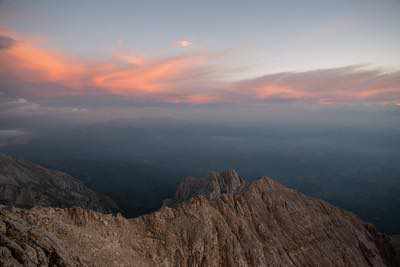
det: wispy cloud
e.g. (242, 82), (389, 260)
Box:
(0, 97), (40, 114)
(0, 32), (86, 90)
(230, 66), (400, 105)
(91, 54), (209, 95)
(0, 30), (217, 102)
(0, 29), (399, 107)
(177, 40), (192, 48)
(0, 129), (30, 147)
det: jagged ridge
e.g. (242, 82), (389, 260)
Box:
(0, 170), (398, 266)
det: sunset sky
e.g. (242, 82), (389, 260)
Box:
(1, 1), (400, 235)
(0, 0), (399, 121)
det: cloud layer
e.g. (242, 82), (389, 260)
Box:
(230, 66), (400, 105)
(0, 30), (399, 108)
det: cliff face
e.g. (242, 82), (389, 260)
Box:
(0, 154), (119, 214)
(0, 170), (398, 267)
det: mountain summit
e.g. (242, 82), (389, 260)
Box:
(174, 169), (246, 202)
(0, 166), (398, 266)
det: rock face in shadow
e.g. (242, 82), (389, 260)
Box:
(0, 154), (119, 214)
(390, 235), (400, 264)
(0, 170), (399, 266)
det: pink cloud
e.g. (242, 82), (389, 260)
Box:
(0, 30), (213, 100)
(230, 66), (400, 105)
(91, 55), (208, 95)
(0, 29), (399, 106)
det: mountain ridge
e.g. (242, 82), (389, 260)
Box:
(0, 154), (119, 214)
(0, 166), (399, 266)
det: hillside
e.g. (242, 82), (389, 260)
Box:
(0, 154), (119, 213)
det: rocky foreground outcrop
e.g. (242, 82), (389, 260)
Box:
(0, 154), (119, 214)
(0, 170), (399, 266)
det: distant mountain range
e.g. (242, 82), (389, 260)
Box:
(0, 155), (398, 266)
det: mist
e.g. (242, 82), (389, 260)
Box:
(1, 105), (399, 232)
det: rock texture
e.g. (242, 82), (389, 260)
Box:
(0, 154), (119, 214)
(174, 170), (246, 201)
(0, 170), (399, 266)
(390, 235), (400, 264)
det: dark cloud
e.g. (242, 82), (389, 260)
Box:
(0, 35), (15, 50)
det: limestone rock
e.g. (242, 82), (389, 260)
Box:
(0, 171), (398, 266)
(174, 169), (246, 202)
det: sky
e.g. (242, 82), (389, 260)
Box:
(0, 0), (400, 127)
(1, 1), (400, 233)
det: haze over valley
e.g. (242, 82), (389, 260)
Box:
(0, 1), (399, 266)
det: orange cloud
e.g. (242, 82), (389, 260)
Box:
(232, 66), (400, 105)
(0, 29), (399, 106)
(0, 30), (211, 100)
(92, 55), (207, 95)
(8, 43), (85, 83)
(0, 32), (85, 88)
(255, 84), (309, 100)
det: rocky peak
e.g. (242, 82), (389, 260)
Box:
(1, 168), (399, 266)
(174, 169), (246, 202)
(207, 169), (246, 198)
